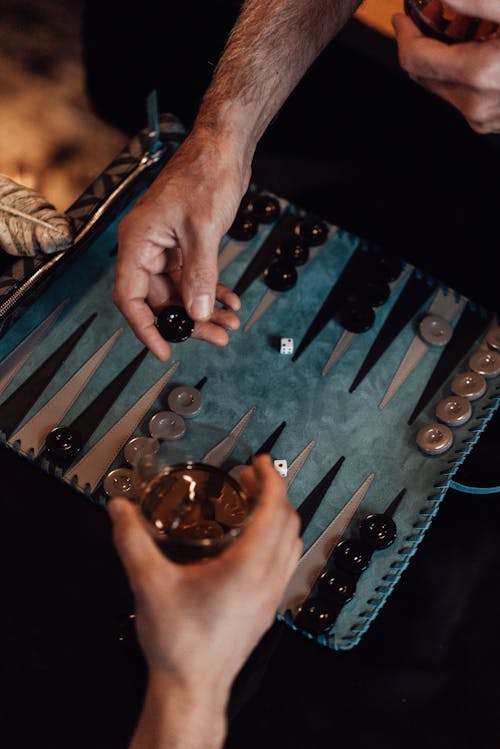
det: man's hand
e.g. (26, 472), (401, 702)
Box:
(113, 126), (247, 361)
(393, 0), (500, 134)
(108, 454), (302, 748)
(114, 1), (362, 361)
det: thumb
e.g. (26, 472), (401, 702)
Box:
(180, 227), (220, 321)
(392, 11), (425, 40)
(108, 498), (171, 590)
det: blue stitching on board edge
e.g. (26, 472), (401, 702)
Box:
(324, 383), (500, 652)
(272, 266), (498, 651)
(448, 480), (500, 495)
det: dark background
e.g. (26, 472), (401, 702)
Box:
(0, 3), (499, 747)
(83, 0), (500, 314)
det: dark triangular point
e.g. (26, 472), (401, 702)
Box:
(0, 313), (96, 440)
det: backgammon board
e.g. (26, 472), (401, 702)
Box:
(0, 113), (498, 652)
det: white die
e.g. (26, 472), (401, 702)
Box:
(273, 459), (288, 478)
(280, 337), (294, 355)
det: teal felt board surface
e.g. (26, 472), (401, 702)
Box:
(0, 126), (498, 652)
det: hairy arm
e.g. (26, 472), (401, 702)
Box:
(197, 0), (363, 155)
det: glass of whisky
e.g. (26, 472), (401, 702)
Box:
(133, 430), (255, 563)
(404, 0), (499, 43)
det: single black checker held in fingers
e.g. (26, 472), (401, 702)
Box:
(156, 305), (194, 342)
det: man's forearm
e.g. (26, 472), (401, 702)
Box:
(130, 673), (228, 749)
(196, 0), (362, 157)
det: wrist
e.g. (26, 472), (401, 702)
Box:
(131, 671), (229, 749)
(148, 669), (230, 711)
(152, 120), (252, 205)
(193, 100), (260, 172)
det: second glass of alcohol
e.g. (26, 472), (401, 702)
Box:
(404, 0), (499, 43)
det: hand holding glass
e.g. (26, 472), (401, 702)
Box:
(133, 439), (255, 563)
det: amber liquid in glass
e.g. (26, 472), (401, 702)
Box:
(405, 0), (499, 43)
(140, 462), (253, 563)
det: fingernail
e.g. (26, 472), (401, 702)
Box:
(190, 294), (212, 320)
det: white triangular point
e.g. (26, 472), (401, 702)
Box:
(379, 289), (466, 409)
(278, 472), (375, 616)
(217, 239), (246, 273)
(243, 291), (278, 333)
(0, 299), (69, 396)
(285, 440), (316, 487)
(202, 406), (256, 467)
(10, 328), (122, 456)
(66, 360), (179, 492)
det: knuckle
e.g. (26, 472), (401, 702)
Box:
(465, 101), (486, 122)
(397, 44), (422, 78)
(184, 265), (217, 295)
(465, 68), (484, 90)
(186, 213), (219, 242)
(467, 117), (491, 134)
(195, 214), (219, 235)
(460, 95), (489, 128)
(456, 85), (492, 126)
(186, 262), (216, 283)
(465, 57), (496, 90)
